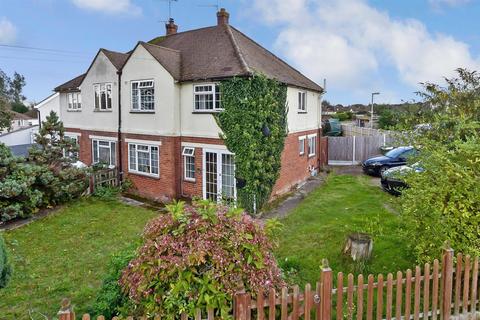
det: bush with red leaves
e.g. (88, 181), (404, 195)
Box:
(120, 200), (284, 319)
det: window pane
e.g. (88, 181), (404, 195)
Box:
(151, 146), (159, 175)
(68, 93), (73, 109)
(107, 84), (112, 109)
(110, 142), (116, 165)
(77, 93), (82, 109)
(129, 144), (136, 170)
(93, 140), (98, 163)
(137, 150), (150, 173)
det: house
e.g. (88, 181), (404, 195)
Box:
(2, 111), (37, 134)
(35, 92), (61, 123)
(52, 9), (324, 203)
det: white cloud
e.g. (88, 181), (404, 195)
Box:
(0, 17), (16, 44)
(71, 0), (141, 15)
(251, 0), (480, 96)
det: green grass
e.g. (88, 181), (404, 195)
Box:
(0, 198), (158, 319)
(275, 174), (415, 285)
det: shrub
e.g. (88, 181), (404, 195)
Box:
(400, 69), (480, 263)
(92, 246), (137, 318)
(120, 200), (284, 319)
(0, 234), (12, 289)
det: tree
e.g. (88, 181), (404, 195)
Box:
(0, 97), (12, 132)
(10, 102), (29, 114)
(401, 69), (480, 263)
(8, 72), (26, 103)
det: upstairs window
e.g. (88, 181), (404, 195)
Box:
(94, 83), (112, 110)
(182, 147), (195, 181)
(194, 84), (221, 111)
(67, 92), (82, 110)
(132, 80), (155, 111)
(298, 91), (307, 112)
(92, 139), (116, 166)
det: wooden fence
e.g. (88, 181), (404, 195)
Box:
(58, 248), (479, 320)
(327, 135), (397, 165)
(341, 124), (394, 138)
(89, 168), (118, 193)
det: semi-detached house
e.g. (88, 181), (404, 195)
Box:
(53, 9), (324, 203)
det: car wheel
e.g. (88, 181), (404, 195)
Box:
(379, 165), (389, 176)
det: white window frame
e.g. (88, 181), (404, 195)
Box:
(182, 147), (195, 181)
(298, 91), (307, 112)
(307, 134), (317, 157)
(131, 80), (155, 112)
(64, 134), (79, 159)
(93, 83), (112, 110)
(298, 136), (306, 156)
(128, 143), (160, 177)
(193, 83), (222, 112)
(67, 92), (82, 111)
(92, 139), (116, 166)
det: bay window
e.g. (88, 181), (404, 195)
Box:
(129, 143), (159, 176)
(131, 80), (155, 111)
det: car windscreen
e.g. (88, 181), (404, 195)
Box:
(385, 147), (410, 158)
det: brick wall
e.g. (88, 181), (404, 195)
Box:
(271, 129), (320, 197)
(66, 127), (320, 203)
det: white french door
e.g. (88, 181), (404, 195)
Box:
(203, 149), (236, 203)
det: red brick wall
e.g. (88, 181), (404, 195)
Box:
(271, 129), (320, 197)
(66, 127), (320, 202)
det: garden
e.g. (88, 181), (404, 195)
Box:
(0, 70), (479, 319)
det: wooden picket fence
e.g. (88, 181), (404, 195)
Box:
(89, 167), (118, 193)
(58, 248), (480, 320)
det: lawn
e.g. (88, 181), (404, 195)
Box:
(274, 173), (415, 286)
(0, 198), (158, 319)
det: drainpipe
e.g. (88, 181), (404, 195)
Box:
(117, 70), (123, 183)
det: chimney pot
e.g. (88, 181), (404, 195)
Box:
(217, 8), (229, 25)
(166, 18), (178, 36)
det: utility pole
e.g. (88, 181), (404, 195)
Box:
(370, 92), (380, 128)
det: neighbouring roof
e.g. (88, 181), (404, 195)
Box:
(11, 111), (35, 120)
(54, 73), (86, 92)
(9, 144), (35, 158)
(55, 20), (322, 93)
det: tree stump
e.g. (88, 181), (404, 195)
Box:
(343, 233), (373, 261)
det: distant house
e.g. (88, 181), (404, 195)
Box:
(35, 92), (61, 123)
(51, 8), (324, 202)
(3, 111), (38, 133)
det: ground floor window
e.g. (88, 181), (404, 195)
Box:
(308, 135), (317, 157)
(128, 143), (159, 176)
(182, 147), (195, 181)
(298, 136), (306, 155)
(64, 134), (79, 159)
(92, 139), (116, 166)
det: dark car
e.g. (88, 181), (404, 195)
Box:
(362, 146), (415, 176)
(381, 164), (424, 196)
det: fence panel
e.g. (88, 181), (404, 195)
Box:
(57, 249), (480, 320)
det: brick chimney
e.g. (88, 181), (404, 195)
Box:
(217, 8), (229, 25)
(165, 18), (178, 36)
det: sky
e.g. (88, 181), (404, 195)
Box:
(1, 0), (480, 105)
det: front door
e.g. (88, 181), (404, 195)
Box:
(203, 149), (236, 203)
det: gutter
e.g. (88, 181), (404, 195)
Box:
(117, 70), (123, 183)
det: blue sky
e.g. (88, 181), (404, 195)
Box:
(1, 0), (480, 105)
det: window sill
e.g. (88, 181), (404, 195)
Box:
(129, 170), (160, 179)
(299, 153), (305, 156)
(298, 111), (308, 114)
(308, 153), (316, 158)
(67, 109), (82, 112)
(130, 111), (155, 114)
(184, 178), (196, 183)
(93, 109), (113, 112)
(192, 110), (222, 114)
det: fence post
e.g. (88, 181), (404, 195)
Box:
(320, 259), (333, 320)
(234, 292), (251, 320)
(58, 298), (75, 320)
(441, 247), (454, 320)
